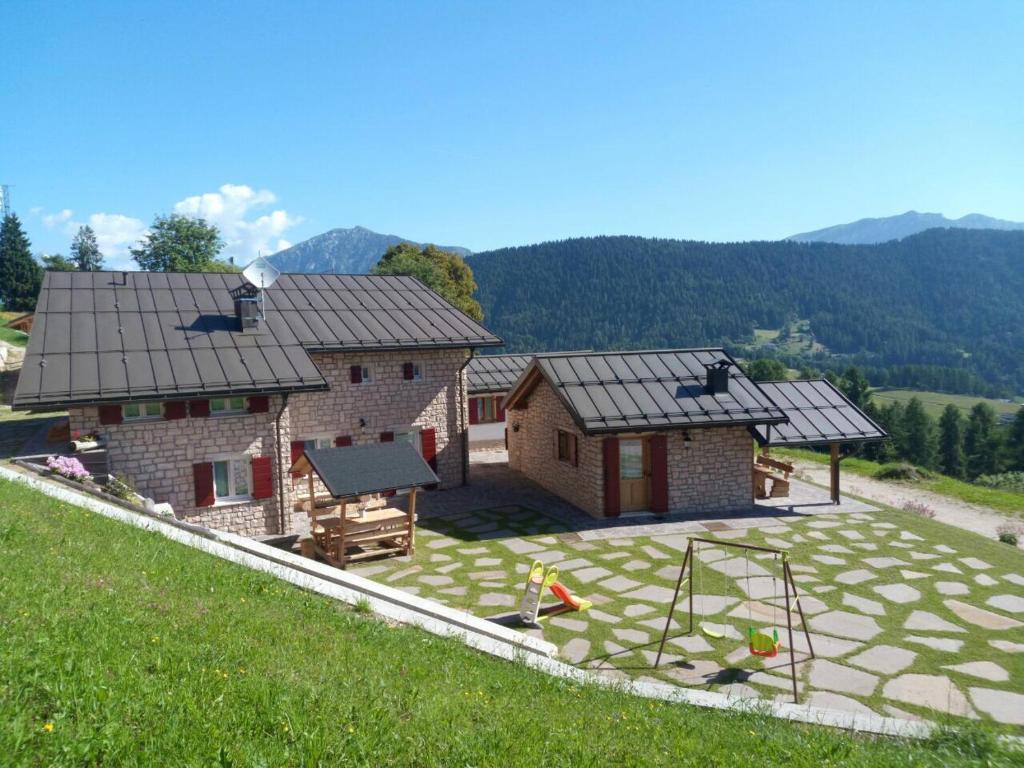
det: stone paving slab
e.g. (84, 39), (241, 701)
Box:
(905, 635), (964, 653)
(903, 610), (965, 633)
(990, 640), (1024, 654)
(986, 594), (1024, 614)
(968, 688), (1024, 726)
(934, 581), (969, 596)
(835, 569), (877, 585)
(944, 599), (1023, 630)
(808, 659), (878, 696)
(943, 661), (1009, 683)
(808, 610), (882, 641)
(882, 674), (972, 717)
(842, 593), (886, 616)
(847, 645), (917, 675)
(872, 584), (921, 604)
(805, 691), (876, 716)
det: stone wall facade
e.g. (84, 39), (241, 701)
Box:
(507, 378), (753, 518)
(69, 347), (471, 536)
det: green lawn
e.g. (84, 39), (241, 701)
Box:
(777, 448), (1024, 517)
(872, 389), (1022, 420)
(1, 479), (1017, 766)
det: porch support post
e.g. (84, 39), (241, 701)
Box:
(829, 442), (840, 504)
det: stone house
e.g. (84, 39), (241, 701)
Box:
(14, 270), (500, 535)
(503, 350), (791, 518)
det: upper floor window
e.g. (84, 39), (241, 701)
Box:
(210, 396), (246, 415)
(351, 365), (373, 384)
(556, 429), (578, 466)
(123, 401), (162, 421)
(213, 456), (251, 501)
(302, 436), (334, 451)
(403, 362), (423, 381)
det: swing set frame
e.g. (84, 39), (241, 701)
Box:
(653, 536), (816, 704)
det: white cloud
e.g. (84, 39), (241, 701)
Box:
(86, 213), (149, 269)
(173, 183), (301, 264)
(42, 208), (74, 228)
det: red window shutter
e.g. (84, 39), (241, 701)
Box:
(251, 456), (274, 500)
(189, 399), (210, 418)
(421, 428), (437, 470)
(572, 434), (579, 467)
(603, 437), (621, 517)
(350, 365), (362, 384)
(290, 440), (305, 477)
(403, 362), (414, 380)
(247, 395), (269, 414)
(163, 401), (187, 420)
(380, 431), (394, 442)
(98, 404), (123, 425)
(650, 434), (669, 514)
(496, 397), (505, 422)
(193, 462), (214, 507)
(468, 397), (479, 425)
(335, 435), (352, 447)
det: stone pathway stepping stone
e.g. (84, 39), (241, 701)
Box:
(387, 566), (423, 582)
(622, 559), (652, 572)
(812, 585), (837, 594)
(933, 563), (963, 575)
(944, 599), (1023, 630)
(969, 688), (1024, 726)
(872, 584), (921, 604)
(899, 530), (924, 541)
(612, 627), (651, 645)
(500, 538), (547, 554)
(474, 557), (503, 567)
(812, 554), (846, 566)
(600, 552), (630, 561)
(721, 683), (761, 699)
(899, 569), (929, 580)
(737, 575), (785, 600)
(469, 570), (507, 580)
(873, 522), (897, 529)
(806, 531), (830, 541)
(770, 595), (829, 615)
(934, 544), (956, 554)
(602, 640), (631, 658)
(641, 545), (670, 560)
(905, 635), (963, 653)
(882, 674), (971, 717)
(637, 617), (675, 633)
(708, 557), (770, 578)
(438, 586), (468, 597)
(847, 645), (917, 675)
(808, 659), (878, 696)
(808, 610), (882, 641)
(889, 542), (911, 549)
(806, 692), (876, 716)
(959, 557), (992, 570)
(572, 566), (613, 583)
(668, 635), (715, 653)
(943, 661), (1009, 683)
(835, 569), (877, 585)
(839, 529), (865, 541)
(745, 670), (802, 693)
(655, 565), (682, 581)
(550, 616), (589, 633)
(430, 553), (453, 562)
(624, 603), (655, 618)
(663, 660), (725, 686)
(1004, 573), (1024, 586)
(480, 581), (506, 589)
(640, 649), (682, 666)
(588, 609), (622, 624)
(551, 557), (594, 571)
(808, 520), (842, 528)
(974, 574), (998, 587)
(990, 640), (1024, 653)
(561, 638), (591, 664)
(986, 594), (1024, 614)
(842, 593), (886, 616)
(608, 538), (635, 547)
(478, 592), (515, 607)
(729, 600), (802, 627)
(782, 631), (863, 658)
(903, 610), (966, 633)
(354, 564), (391, 577)
(724, 645), (753, 666)
(622, 585), (679, 603)
(694, 547), (728, 563)
(425, 538), (458, 550)
(820, 544), (854, 554)
(681, 594), (739, 615)
(935, 581), (969, 596)
(863, 557), (907, 568)
(418, 574), (454, 586)
(909, 551), (940, 561)
(714, 529), (751, 541)
(765, 538), (791, 550)
(788, 563), (818, 574)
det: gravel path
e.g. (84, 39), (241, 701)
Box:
(792, 460), (1019, 541)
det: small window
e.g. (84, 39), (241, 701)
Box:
(123, 401), (162, 420)
(212, 456), (251, 501)
(302, 436), (333, 451)
(409, 363), (423, 381)
(210, 397), (246, 415)
(394, 427), (422, 455)
(356, 366), (372, 384)
(557, 429), (578, 465)
(475, 397), (498, 423)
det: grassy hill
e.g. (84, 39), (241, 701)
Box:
(0, 477), (1013, 766)
(872, 389), (1022, 421)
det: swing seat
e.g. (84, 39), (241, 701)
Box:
(748, 627), (780, 658)
(700, 623), (725, 640)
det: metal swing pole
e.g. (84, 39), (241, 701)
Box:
(785, 559), (815, 659)
(781, 554), (804, 705)
(654, 538), (693, 668)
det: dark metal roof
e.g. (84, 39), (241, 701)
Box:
(14, 271), (501, 408)
(466, 354), (537, 394)
(752, 379), (888, 446)
(504, 349), (788, 434)
(298, 442), (439, 498)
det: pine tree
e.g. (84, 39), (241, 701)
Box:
(0, 214), (43, 311)
(1005, 409), (1024, 472)
(937, 404), (966, 478)
(840, 367), (871, 409)
(900, 397), (936, 468)
(964, 403), (1001, 479)
(70, 225), (104, 271)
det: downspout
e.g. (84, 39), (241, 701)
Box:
(458, 349), (474, 486)
(275, 392), (290, 534)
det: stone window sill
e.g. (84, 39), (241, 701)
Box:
(213, 496), (255, 508)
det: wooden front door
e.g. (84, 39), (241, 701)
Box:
(619, 438), (650, 512)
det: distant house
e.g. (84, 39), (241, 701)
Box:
(14, 271), (501, 535)
(4, 313), (33, 333)
(503, 350), (884, 518)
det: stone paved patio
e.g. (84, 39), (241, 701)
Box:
(346, 454), (1024, 731)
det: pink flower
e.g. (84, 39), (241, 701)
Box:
(46, 455), (90, 482)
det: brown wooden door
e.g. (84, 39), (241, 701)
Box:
(619, 438), (650, 512)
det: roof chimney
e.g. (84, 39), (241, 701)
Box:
(704, 359), (733, 395)
(230, 282), (261, 332)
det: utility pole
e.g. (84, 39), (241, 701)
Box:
(0, 185), (10, 218)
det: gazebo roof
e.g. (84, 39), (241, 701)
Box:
(289, 441), (438, 498)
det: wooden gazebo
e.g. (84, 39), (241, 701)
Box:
(290, 441), (439, 569)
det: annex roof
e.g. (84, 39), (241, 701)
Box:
(503, 349), (788, 434)
(14, 271), (501, 408)
(752, 379), (887, 446)
(291, 441), (439, 498)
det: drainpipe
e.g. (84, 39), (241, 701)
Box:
(274, 392), (290, 534)
(458, 349), (474, 486)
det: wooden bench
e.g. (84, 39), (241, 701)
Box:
(304, 492), (416, 569)
(753, 458), (792, 499)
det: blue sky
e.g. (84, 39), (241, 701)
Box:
(3, 1), (1022, 268)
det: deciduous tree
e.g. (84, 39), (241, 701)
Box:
(70, 225), (104, 271)
(40, 254), (76, 271)
(372, 243), (483, 321)
(743, 358), (787, 382)
(131, 214), (235, 273)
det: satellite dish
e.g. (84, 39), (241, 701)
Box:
(242, 255), (281, 290)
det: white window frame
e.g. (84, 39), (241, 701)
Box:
(392, 426), (423, 455)
(210, 454), (252, 503)
(355, 365), (373, 384)
(210, 396), (247, 416)
(301, 435), (334, 451)
(408, 363), (424, 382)
(122, 401), (163, 421)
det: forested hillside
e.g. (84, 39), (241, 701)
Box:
(468, 229), (1024, 396)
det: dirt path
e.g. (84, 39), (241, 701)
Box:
(792, 459), (1019, 541)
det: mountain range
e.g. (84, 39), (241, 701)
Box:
(787, 211), (1024, 244)
(269, 225), (470, 274)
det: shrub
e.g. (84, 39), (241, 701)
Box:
(996, 523), (1021, 547)
(45, 455), (90, 482)
(975, 472), (1024, 493)
(874, 462), (932, 481)
(106, 474), (138, 503)
(902, 500), (935, 519)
